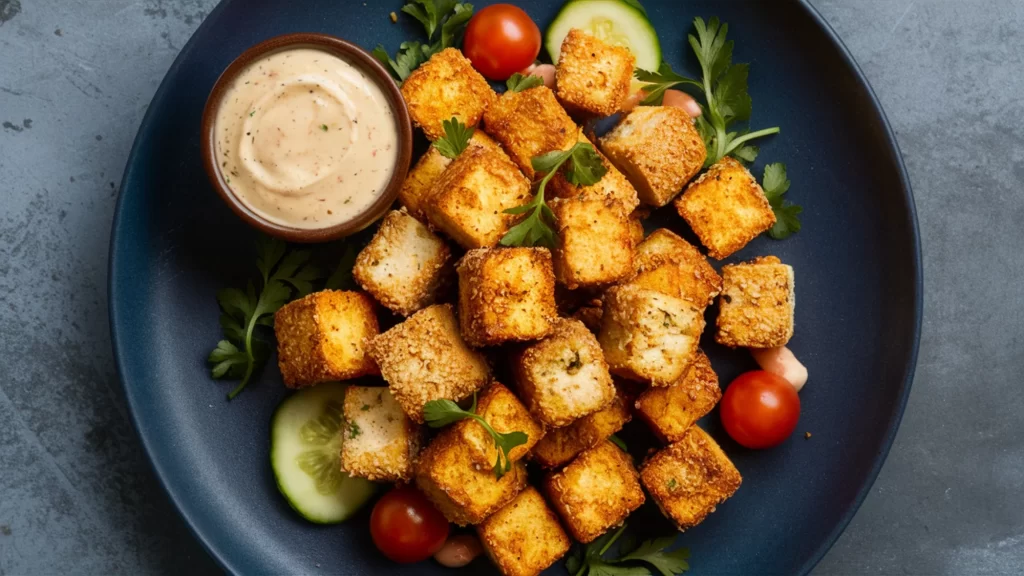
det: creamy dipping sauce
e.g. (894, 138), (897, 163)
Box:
(214, 47), (399, 229)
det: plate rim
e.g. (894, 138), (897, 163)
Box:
(107, 1), (923, 574)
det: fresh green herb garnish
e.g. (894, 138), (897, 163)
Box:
(609, 434), (628, 452)
(566, 524), (691, 576)
(506, 72), (544, 93)
(347, 420), (362, 439)
(373, 1), (474, 81)
(361, 404), (370, 411)
(501, 142), (608, 248)
(635, 17), (780, 166)
(762, 163), (802, 239)
(319, 124), (328, 132)
(423, 393), (528, 479)
(433, 117), (475, 159)
(208, 237), (322, 399)
(667, 478), (678, 491)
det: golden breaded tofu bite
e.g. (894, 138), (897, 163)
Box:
(716, 256), (795, 348)
(477, 487), (571, 576)
(544, 441), (645, 543)
(631, 228), (722, 307)
(634, 350), (721, 443)
(368, 304), (490, 423)
(550, 133), (640, 212)
(426, 146), (532, 249)
(532, 385), (632, 469)
(640, 426), (741, 531)
(274, 290), (379, 388)
(550, 195), (634, 289)
(415, 428), (528, 526)
(675, 156), (776, 259)
(512, 318), (615, 427)
(599, 106), (706, 207)
(341, 386), (422, 482)
(453, 382), (544, 469)
(353, 209), (452, 316)
(483, 86), (578, 179)
(457, 248), (557, 347)
(398, 132), (502, 219)
(627, 210), (647, 247)
(401, 48), (497, 141)
(555, 28), (635, 116)
(599, 285), (704, 386)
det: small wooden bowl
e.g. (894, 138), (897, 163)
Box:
(201, 33), (412, 243)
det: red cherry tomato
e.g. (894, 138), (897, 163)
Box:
(370, 486), (450, 563)
(463, 4), (541, 80)
(720, 370), (801, 449)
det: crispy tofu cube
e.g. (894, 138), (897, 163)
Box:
(675, 156), (776, 259)
(341, 386), (422, 482)
(627, 210), (647, 247)
(716, 256), (795, 348)
(452, 382), (544, 469)
(457, 248), (557, 347)
(401, 48), (497, 141)
(274, 290), (379, 388)
(634, 350), (721, 443)
(483, 86), (578, 179)
(368, 304), (490, 423)
(599, 106), (706, 207)
(550, 133), (640, 212)
(544, 441), (645, 543)
(532, 386), (632, 469)
(598, 285), (704, 386)
(640, 426), (741, 531)
(555, 28), (635, 116)
(415, 428), (528, 525)
(399, 132), (502, 219)
(477, 487), (571, 576)
(353, 210), (453, 316)
(426, 146), (532, 249)
(512, 318), (615, 427)
(550, 195), (634, 289)
(630, 228), (722, 307)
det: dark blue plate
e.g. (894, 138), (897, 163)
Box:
(109, 1), (921, 574)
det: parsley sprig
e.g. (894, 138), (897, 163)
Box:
(373, 1), (474, 81)
(566, 524), (691, 576)
(762, 163), (802, 239)
(433, 117), (474, 159)
(208, 237), (322, 399)
(635, 17), (780, 166)
(506, 72), (544, 93)
(423, 393), (528, 478)
(500, 142), (608, 248)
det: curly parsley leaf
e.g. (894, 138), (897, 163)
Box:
(208, 237), (322, 399)
(568, 524), (691, 576)
(376, 1), (474, 81)
(433, 117), (475, 159)
(423, 393), (528, 478)
(501, 142), (606, 248)
(506, 72), (545, 93)
(762, 163), (802, 239)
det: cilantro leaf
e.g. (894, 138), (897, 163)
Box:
(619, 537), (690, 576)
(373, 41), (430, 81)
(506, 72), (544, 93)
(761, 163), (802, 240)
(732, 144), (759, 163)
(502, 142), (606, 248)
(377, 1), (474, 81)
(422, 393), (529, 478)
(633, 62), (702, 106)
(567, 524), (691, 576)
(440, 3), (474, 49)
(207, 237), (323, 399)
(433, 117), (475, 159)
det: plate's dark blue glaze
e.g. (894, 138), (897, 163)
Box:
(109, 1), (921, 574)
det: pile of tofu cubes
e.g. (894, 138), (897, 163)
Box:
(272, 29), (796, 576)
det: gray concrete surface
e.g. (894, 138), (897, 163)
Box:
(0, 0), (1021, 574)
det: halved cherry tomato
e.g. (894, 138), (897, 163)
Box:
(370, 486), (450, 563)
(463, 4), (541, 80)
(720, 370), (801, 449)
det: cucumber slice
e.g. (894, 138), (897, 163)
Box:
(546, 0), (662, 72)
(270, 383), (376, 524)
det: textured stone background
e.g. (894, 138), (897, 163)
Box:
(1, 0), (1022, 574)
